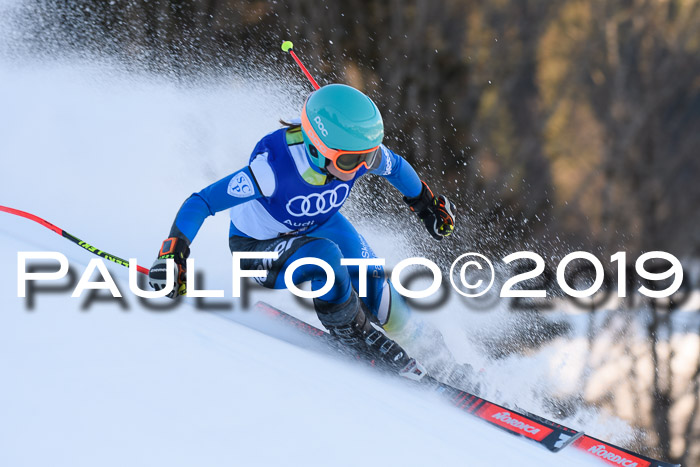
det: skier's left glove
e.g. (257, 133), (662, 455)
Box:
(148, 236), (190, 298)
(403, 180), (456, 240)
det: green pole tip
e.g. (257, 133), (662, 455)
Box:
(281, 40), (293, 52)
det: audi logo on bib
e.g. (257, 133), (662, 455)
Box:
(286, 184), (350, 217)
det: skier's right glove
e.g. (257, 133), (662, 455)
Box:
(148, 236), (190, 298)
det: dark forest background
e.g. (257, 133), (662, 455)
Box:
(10, 1), (700, 464)
(15, 0), (700, 258)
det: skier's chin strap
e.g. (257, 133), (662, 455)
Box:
(320, 159), (338, 183)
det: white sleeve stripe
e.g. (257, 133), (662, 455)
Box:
(230, 200), (292, 239)
(249, 152), (276, 197)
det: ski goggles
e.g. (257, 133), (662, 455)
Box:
(301, 104), (381, 174)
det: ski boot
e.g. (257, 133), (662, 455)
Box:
(393, 321), (481, 394)
(375, 281), (480, 393)
(314, 292), (427, 381)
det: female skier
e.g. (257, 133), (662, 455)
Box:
(148, 83), (456, 379)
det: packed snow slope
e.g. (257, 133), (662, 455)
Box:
(0, 57), (612, 466)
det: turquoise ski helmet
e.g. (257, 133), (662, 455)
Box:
(301, 84), (384, 172)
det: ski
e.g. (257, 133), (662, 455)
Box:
(251, 301), (680, 466)
(252, 301), (580, 452)
(571, 435), (678, 467)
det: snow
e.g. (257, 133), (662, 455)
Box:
(0, 31), (607, 467)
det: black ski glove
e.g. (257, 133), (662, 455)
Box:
(148, 236), (190, 298)
(403, 180), (456, 240)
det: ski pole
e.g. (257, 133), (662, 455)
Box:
(281, 40), (321, 90)
(0, 205), (149, 275)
